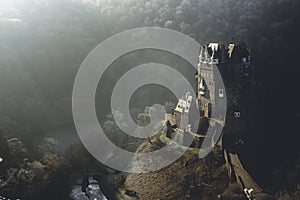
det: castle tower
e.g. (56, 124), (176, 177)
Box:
(198, 45), (216, 106)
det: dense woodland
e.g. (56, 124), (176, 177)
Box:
(0, 0), (299, 199)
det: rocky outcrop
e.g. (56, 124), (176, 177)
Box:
(123, 138), (240, 200)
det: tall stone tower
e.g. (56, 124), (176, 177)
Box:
(197, 45), (216, 106)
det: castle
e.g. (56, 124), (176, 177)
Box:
(165, 42), (252, 149)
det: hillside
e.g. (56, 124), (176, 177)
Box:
(121, 137), (246, 200)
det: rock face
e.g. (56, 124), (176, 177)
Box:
(123, 138), (243, 200)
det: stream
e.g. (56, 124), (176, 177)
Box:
(44, 125), (109, 200)
(70, 177), (108, 200)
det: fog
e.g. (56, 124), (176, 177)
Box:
(0, 0), (299, 197)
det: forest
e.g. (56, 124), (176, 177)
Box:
(0, 0), (299, 199)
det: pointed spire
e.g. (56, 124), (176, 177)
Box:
(204, 45), (208, 60)
(199, 46), (204, 63)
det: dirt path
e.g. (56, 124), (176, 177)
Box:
(229, 153), (262, 192)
